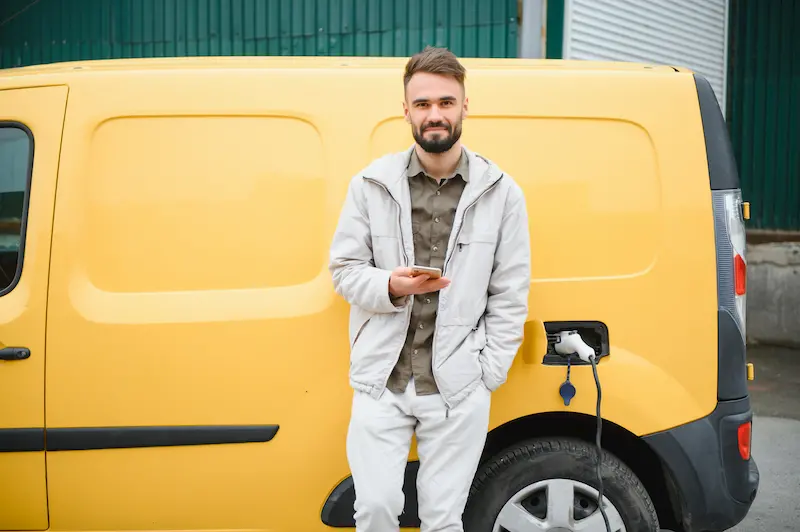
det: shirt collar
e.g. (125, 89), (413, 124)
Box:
(406, 147), (470, 182)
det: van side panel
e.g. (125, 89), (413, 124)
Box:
(41, 62), (719, 530)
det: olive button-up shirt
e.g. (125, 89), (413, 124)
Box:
(386, 148), (469, 396)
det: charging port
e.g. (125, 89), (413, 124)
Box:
(543, 321), (610, 366)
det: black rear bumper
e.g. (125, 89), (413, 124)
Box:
(643, 396), (759, 532)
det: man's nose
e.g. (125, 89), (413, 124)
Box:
(429, 105), (443, 120)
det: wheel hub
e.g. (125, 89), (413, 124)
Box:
(493, 478), (626, 532)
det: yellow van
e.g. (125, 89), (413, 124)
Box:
(0, 56), (757, 532)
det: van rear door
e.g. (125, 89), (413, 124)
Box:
(0, 85), (67, 530)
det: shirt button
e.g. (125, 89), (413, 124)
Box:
(425, 298), (431, 304)
(434, 217), (440, 223)
(432, 246), (438, 251)
(436, 191), (441, 196)
(419, 323), (424, 329)
(413, 349), (418, 355)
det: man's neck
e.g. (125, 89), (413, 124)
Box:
(415, 143), (462, 182)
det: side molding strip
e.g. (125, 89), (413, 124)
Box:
(0, 428), (44, 452)
(0, 425), (279, 452)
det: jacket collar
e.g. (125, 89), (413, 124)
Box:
(363, 144), (502, 198)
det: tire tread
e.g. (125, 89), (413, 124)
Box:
(465, 437), (659, 531)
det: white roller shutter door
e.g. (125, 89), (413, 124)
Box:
(563, 0), (729, 113)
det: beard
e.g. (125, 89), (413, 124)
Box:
(413, 119), (463, 154)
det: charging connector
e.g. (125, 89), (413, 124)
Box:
(554, 330), (597, 363)
(553, 330), (611, 532)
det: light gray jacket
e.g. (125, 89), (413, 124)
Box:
(329, 145), (531, 411)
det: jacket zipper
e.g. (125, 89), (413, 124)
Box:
(433, 174), (504, 416)
(363, 177), (412, 389)
(363, 177), (409, 267)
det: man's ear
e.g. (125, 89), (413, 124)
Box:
(403, 101), (411, 123)
(463, 96), (469, 118)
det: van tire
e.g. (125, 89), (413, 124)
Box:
(463, 438), (659, 532)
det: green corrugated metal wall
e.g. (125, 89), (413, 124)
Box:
(0, 0), (518, 69)
(727, 0), (800, 231)
(544, 0), (563, 59)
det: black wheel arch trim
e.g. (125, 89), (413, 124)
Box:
(322, 460), (421, 528)
(642, 397), (759, 532)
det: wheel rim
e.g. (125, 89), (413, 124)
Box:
(492, 478), (627, 532)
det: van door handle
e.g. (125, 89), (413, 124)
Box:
(0, 348), (30, 360)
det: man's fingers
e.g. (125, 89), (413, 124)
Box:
(415, 278), (451, 293)
(391, 269), (451, 295)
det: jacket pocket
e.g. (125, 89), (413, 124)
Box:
(456, 230), (498, 264)
(350, 306), (374, 348)
(434, 323), (483, 399)
(352, 316), (371, 349)
(441, 230), (498, 325)
(349, 311), (407, 388)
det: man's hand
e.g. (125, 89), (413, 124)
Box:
(389, 267), (451, 297)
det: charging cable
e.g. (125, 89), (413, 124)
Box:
(553, 331), (611, 532)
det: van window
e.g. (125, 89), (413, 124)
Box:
(0, 125), (31, 294)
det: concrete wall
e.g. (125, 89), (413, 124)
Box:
(747, 242), (800, 348)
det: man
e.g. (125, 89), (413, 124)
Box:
(328, 46), (531, 532)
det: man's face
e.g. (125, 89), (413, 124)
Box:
(404, 72), (468, 154)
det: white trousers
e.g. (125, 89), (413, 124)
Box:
(346, 378), (491, 532)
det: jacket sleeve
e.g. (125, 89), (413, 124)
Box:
(479, 183), (531, 391)
(329, 176), (408, 314)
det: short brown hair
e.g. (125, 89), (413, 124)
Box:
(403, 46), (466, 89)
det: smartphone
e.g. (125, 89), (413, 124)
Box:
(410, 265), (442, 279)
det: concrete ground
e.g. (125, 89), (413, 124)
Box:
(726, 344), (800, 531)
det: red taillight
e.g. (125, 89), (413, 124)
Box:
(737, 421), (752, 460)
(734, 254), (747, 295)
